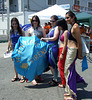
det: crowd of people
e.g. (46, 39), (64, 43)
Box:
(80, 24), (91, 36)
(80, 23), (92, 51)
(6, 10), (87, 100)
(43, 22), (52, 34)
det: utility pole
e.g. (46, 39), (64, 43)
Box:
(1, 0), (4, 21)
(23, 0), (25, 25)
(7, 0), (10, 40)
(2, 0), (4, 11)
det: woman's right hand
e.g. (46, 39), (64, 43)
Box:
(60, 54), (63, 60)
(78, 55), (84, 59)
(6, 49), (10, 53)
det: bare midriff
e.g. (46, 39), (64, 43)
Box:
(67, 40), (78, 49)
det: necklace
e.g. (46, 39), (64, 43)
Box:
(14, 30), (18, 35)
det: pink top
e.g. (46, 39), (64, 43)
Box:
(60, 31), (69, 42)
(60, 33), (64, 42)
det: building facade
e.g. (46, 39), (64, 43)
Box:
(0, 0), (92, 13)
(0, 0), (92, 37)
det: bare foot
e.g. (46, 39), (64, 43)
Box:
(32, 80), (38, 85)
(64, 93), (70, 96)
(64, 96), (73, 100)
(58, 84), (65, 88)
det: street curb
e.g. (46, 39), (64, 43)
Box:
(0, 40), (8, 43)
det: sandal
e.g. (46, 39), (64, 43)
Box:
(58, 84), (65, 88)
(20, 79), (25, 83)
(48, 80), (58, 86)
(36, 75), (44, 82)
(64, 93), (75, 100)
(11, 77), (20, 82)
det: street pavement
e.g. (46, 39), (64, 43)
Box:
(0, 42), (92, 100)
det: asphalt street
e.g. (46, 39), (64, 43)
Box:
(0, 42), (92, 100)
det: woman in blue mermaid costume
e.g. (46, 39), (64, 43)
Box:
(6, 17), (25, 83)
(41, 15), (60, 86)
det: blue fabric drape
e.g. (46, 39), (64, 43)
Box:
(82, 55), (88, 71)
(12, 36), (49, 81)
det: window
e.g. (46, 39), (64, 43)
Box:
(74, 0), (80, 5)
(48, 0), (56, 5)
(88, 2), (92, 11)
(88, 2), (92, 8)
(10, 0), (13, 5)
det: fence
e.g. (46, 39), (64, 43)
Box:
(0, 29), (8, 42)
(0, 29), (7, 35)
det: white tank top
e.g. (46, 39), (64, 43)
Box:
(29, 27), (43, 39)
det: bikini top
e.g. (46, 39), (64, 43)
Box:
(60, 31), (70, 42)
(68, 28), (77, 43)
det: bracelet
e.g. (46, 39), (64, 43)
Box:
(61, 53), (64, 55)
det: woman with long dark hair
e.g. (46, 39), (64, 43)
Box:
(7, 17), (25, 83)
(64, 11), (86, 100)
(27, 15), (46, 85)
(27, 15), (46, 38)
(56, 18), (69, 88)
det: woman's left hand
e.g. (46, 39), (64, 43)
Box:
(41, 38), (44, 41)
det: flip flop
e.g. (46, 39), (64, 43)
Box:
(11, 77), (20, 82)
(36, 75), (44, 82)
(48, 80), (58, 86)
(20, 79), (25, 83)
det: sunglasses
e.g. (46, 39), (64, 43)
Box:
(50, 20), (56, 22)
(32, 20), (38, 22)
(65, 17), (69, 19)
